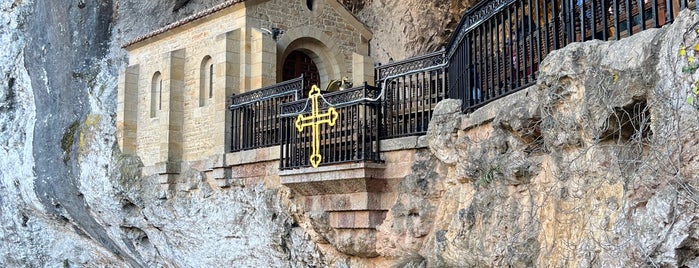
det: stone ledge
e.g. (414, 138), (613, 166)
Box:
(224, 146), (280, 166)
(280, 162), (384, 178)
(461, 86), (533, 130)
(213, 177), (244, 188)
(380, 135), (428, 151)
(280, 162), (389, 195)
(142, 161), (181, 177)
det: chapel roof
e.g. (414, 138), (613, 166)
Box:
(121, 0), (371, 49)
(121, 0), (246, 48)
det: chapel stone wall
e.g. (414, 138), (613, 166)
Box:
(248, 0), (373, 86)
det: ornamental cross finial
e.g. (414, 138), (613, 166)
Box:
(295, 85), (339, 168)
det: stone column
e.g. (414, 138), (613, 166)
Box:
(249, 27), (277, 89)
(352, 52), (374, 86)
(165, 48), (185, 164)
(117, 64), (139, 154)
(207, 29), (244, 187)
(153, 48), (185, 197)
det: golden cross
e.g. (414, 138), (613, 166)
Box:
(295, 85), (339, 168)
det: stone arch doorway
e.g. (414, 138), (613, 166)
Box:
(282, 50), (320, 97)
(278, 36), (344, 97)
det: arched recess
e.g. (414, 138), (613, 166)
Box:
(199, 56), (213, 107)
(278, 35), (343, 95)
(150, 71), (162, 118)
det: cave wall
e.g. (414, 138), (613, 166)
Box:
(355, 0), (473, 63)
(1, 0), (698, 267)
(378, 11), (699, 267)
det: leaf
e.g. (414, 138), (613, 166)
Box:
(683, 65), (694, 74)
(688, 95), (695, 105)
(613, 74), (619, 82)
(680, 46), (687, 56)
(689, 56), (695, 63)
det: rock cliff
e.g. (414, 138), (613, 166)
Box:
(355, 0), (472, 63)
(391, 11), (699, 267)
(1, 0), (698, 267)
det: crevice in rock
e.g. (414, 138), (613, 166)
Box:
(72, 224), (90, 239)
(1, 76), (15, 112)
(20, 213), (28, 227)
(676, 237), (699, 267)
(120, 226), (150, 263)
(599, 99), (652, 144)
(61, 120), (80, 164)
(339, 0), (368, 14)
(173, 0), (191, 12)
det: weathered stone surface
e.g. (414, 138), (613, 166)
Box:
(356, 0), (473, 63)
(3, 0), (699, 267)
(426, 99), (462, 165)
(1, 0), (327, 266)
(373, 9), (699, 268)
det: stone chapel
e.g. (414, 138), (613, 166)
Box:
(115, 0), (697, 259)
(117, 0), (374, 183)
(118, 0), (436, 255)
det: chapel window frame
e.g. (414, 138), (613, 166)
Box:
(200, 56), (214, 107)
(150, 71), (162, 118)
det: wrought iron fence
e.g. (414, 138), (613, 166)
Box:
(375, 49), (448, 139)
(447, 0), (695, 112)
(227, 0), (697, 168)
(228, 76), (303, 152)
(279, 84), (382, 170)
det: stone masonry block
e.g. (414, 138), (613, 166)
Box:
(329, 210), (388, 229)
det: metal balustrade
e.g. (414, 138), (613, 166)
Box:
(447, 0), (695, 112)
(279, 84), (382, 170)
(226, 0), (697, 169)
(375, 50), (449, 139)
(228, 76), (303, 152)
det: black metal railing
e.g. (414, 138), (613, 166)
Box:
(279, 84), (382, 170)
(375, 50), (448, 139)
(227, 0), (696, 169)
(447, 0), (694, 112)
(228, 76), (303, 152)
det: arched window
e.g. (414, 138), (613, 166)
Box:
(200, 56), (213, 107)
(306, 0), (314, 11)
(150, 72), (162, 118)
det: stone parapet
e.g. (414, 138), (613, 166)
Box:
(380, 135), (428, 151)
(280, 162), (386, 195)
(225, 146), (280, 166)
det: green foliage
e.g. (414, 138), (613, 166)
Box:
(476, 166), (500, 187)
(678, 42), (699, 108)
(61, 120), (80, 164)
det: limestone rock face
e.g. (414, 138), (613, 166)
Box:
(356, 0), (472, 63)
(2, 0), (699, 267)
(376, 9), (699, 268)
(1, 0), (325, 267)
